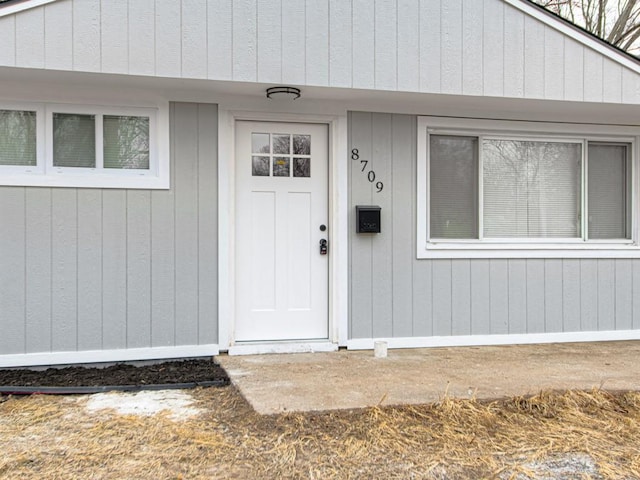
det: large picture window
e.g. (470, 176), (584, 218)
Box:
(0, 102), (168, 189)
(418, 117), (638, 258)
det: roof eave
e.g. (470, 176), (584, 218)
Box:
(0, 0), (58, 18)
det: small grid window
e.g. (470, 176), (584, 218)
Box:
(251, 132), (311, 178)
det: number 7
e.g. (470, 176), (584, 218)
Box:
(360, 159), (368, 172)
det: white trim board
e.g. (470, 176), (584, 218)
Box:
(0, 344), (220, 368)
(0, 0), (57, 17)
(347, 330), (640, 350)
(228, 342), (339, 356)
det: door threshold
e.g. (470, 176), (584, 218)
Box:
(228, 341), (338, 356)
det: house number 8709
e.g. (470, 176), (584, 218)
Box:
(351, 148), (383, 192)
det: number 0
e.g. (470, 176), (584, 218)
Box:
(367, 171), (376, 182)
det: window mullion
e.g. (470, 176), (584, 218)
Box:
(478, 135), (484, 241)
(582, 140), (588, 241)
(627, 143), (633, 240)
(44, 106), (53, 174)
(95, 114), (103, 170)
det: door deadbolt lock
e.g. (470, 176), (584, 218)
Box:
(319, 239), (328, 255)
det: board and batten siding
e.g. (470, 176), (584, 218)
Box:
(348, 112), (640, 340)
(0, 102), (218, 360)
(0, 0), (639, 104)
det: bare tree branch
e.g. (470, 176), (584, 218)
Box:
(532, 0), (640, 55)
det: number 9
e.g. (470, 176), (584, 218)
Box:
(376, 181), (383, 192)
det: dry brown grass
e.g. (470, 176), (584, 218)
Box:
(1, 387), (640, 479)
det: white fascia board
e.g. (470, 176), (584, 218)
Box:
(0, 0), (58, 17)
(506, 0), (640, 75)
(0, 344), (220, 368)
(347, 330), (640, 350)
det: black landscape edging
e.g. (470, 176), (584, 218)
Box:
(0, 379), (229, 395)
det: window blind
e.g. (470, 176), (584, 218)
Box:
(483, 140), (581, 238)
(0, 110), (36, 166)
(429, 135), (478, 239)
(103, 115), (150, 169)
(53, 113), (96, 168)
(588, 143), (629, 239)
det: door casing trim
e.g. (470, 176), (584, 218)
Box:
(218, 109), (349, 350)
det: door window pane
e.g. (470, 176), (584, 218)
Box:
(293, 157), (310, 177)
(588, 143), (630, 239)
(273, 134), (290, 154)
(252, 133), (270, 153)
(0, 110), (36, 166)
(53, 113), (96, 168)
(252, 156), (270, 176)
(273, 157), (290, 177)
(103, 115), (150, 169)
(429, 135), (478, 239)
(483, 140), (581, 238)
(293, 135), (310, 155)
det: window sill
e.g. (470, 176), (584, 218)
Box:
(419, 242), (640, 259)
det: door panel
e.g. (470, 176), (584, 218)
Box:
(235, 121), (329, 342)
(249, 191), (276, 310)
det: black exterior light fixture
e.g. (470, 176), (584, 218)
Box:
(266, 86), (301, 100)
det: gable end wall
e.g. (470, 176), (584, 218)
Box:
(0, 0), (638, 104)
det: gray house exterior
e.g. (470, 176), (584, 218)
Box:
(0, 0), (640, 367)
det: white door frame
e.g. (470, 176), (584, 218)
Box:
(217, 108), (349, 353)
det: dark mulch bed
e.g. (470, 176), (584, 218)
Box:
(0, 359), (229, 388)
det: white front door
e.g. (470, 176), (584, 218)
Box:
(235, 121), (329, 342)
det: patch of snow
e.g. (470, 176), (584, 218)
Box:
(223, 369), (250, 378)
(85, 390), (201, 420)
(502, 453), (602, 480)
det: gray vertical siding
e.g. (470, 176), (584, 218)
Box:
(2, 0), (639, 104)
(0, 102), (218, 357)
(349, 111), (640, 339)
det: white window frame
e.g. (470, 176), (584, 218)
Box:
(417, 116), (640, 259)
(0, 101), (169, 189)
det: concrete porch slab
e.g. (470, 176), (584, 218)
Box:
(217, 341), (640, 415)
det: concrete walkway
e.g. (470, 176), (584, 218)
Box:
(217, 341), (640, 414)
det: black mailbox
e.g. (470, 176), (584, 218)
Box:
(356, 206), (381, 233)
